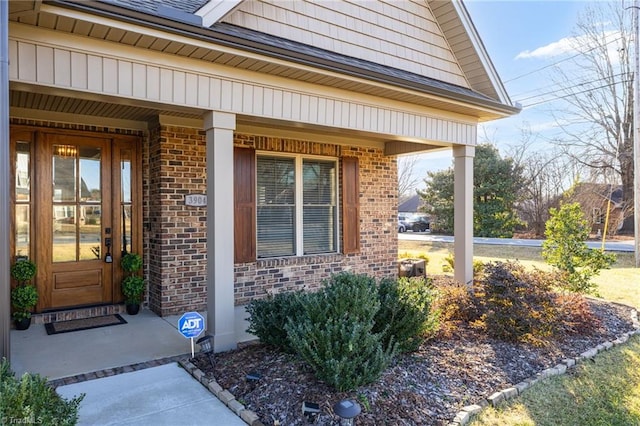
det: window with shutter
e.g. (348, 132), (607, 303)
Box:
(255, 153), (338, 258)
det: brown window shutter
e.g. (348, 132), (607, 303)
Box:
(342, 156), (360, 254)
(234, 147), (256, 263)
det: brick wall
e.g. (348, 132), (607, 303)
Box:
(146, 123), (209, 316)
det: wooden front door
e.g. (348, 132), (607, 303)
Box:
(11, 127), (141, 311)
(41, 133), (113, 309)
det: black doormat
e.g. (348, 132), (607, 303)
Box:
(45, 314), (127, 335)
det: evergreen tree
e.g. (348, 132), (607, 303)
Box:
(419, 144), (523, 237)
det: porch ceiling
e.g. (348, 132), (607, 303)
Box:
(10, 3), (517, 122)
(10, 88), (201, 122)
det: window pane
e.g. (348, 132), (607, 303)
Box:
(53, 205), (77, 262)
(257, 156), (295, 257)
(303, 160), (336, 254)
(80, 147), (101, 202)
(15, 142), (30, 202)
(15, 142), (30, 258)
(53, 147), (76, 202)
(15, 205), (30, 259)
(121, 150), (133, 254)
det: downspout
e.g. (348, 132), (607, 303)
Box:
(1, 0), (11, 360)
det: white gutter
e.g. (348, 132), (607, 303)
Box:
(1, 0), (11, 360)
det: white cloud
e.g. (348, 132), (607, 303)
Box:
(515, 36), (576, 59)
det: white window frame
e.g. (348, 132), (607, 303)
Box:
(256, 151), (340, 258)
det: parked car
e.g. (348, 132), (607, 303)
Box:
(409, 216), (430, 232)
(398, 219), (407, 233)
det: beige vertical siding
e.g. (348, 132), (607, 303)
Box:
(223, 0), (469, 87)
(9, 32), (476, 146)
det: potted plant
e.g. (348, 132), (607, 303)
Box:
(121, 253), (144, 315)
(10, 258), (38, 330)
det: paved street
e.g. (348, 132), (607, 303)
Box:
(399, 232), (635, 252)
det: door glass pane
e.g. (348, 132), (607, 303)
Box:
(80, 147), (101, 202)
(52, 145), (103, 263)
(15, 141), (30, 258)
(121, 150), (132, 255)
(15, 142), (30, 202)
(53, 205), (77, 262)
(15, 205), (30, 258)
(80, 206), (102, 260)
(53, 146), (77, 202)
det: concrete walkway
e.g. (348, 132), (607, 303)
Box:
(56, 363), (245, 426)
(9, 307), (254, 426)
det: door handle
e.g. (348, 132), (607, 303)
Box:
(105, 238), (113, 263)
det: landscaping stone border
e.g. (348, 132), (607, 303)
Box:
(179, 358), (264, 426)
(450, 307), (640, 426)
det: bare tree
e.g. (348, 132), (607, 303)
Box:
(507, 127), (575, 236)
(548, 1), (635, 232)
(397, 155), (420, 203)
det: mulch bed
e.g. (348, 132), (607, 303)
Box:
(193, 297), (637, 426)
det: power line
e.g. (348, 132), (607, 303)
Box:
(521, 78), (633, 108)
(513, 72), (631, 104)
(503, 34), (626, 84)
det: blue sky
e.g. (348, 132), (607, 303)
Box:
(412, 0), (599, 182)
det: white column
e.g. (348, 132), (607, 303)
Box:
(203, 111), (236, 352)
(1, 0), (11, 360)
(453, 145), (475, 286)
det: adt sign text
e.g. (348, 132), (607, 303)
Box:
(178, 312), (205, 339)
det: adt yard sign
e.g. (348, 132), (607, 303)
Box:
(179, 312), (205, 338)
(179, 312), (205, 358)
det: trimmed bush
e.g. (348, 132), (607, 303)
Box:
(432, 277), (479, 338)
(476, 261), (557, 344)
(245, 291), (308, 353)
(1, 358), (84, 426)
(285, 273), (396, 391)
(374, 276), (438, 353)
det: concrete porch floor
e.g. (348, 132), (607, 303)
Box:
(9, 306), (254, 380)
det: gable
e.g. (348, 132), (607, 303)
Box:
(221, 0), (469, 89)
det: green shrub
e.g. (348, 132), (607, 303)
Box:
(10, 259), (37, 284)
(285, 273), (396, 391)
(0, 358), (84, 426)
(543, 203), (616, 294)
(374, 276), (438, 353)
(245, 291), (308, 353)
(11, 285), (38, 321)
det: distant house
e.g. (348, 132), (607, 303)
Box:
(566, 183), (624, 235)
(399, 194), (424, 215)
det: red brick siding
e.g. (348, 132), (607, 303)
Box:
(146, 124), (209, 316)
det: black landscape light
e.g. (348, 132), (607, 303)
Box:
(246, 371), (261, 383)
(196, 334), (214, 368)
(302, 401), (320, 423)
(333, 399), (361, 425)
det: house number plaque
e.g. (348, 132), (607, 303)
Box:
(185, 194), (207, 207)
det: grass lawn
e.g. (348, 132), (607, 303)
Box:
(399, 239), (640, 425)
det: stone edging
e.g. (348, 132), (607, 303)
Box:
(450, 307), (640, 426)
(179, 359), (264, 426)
